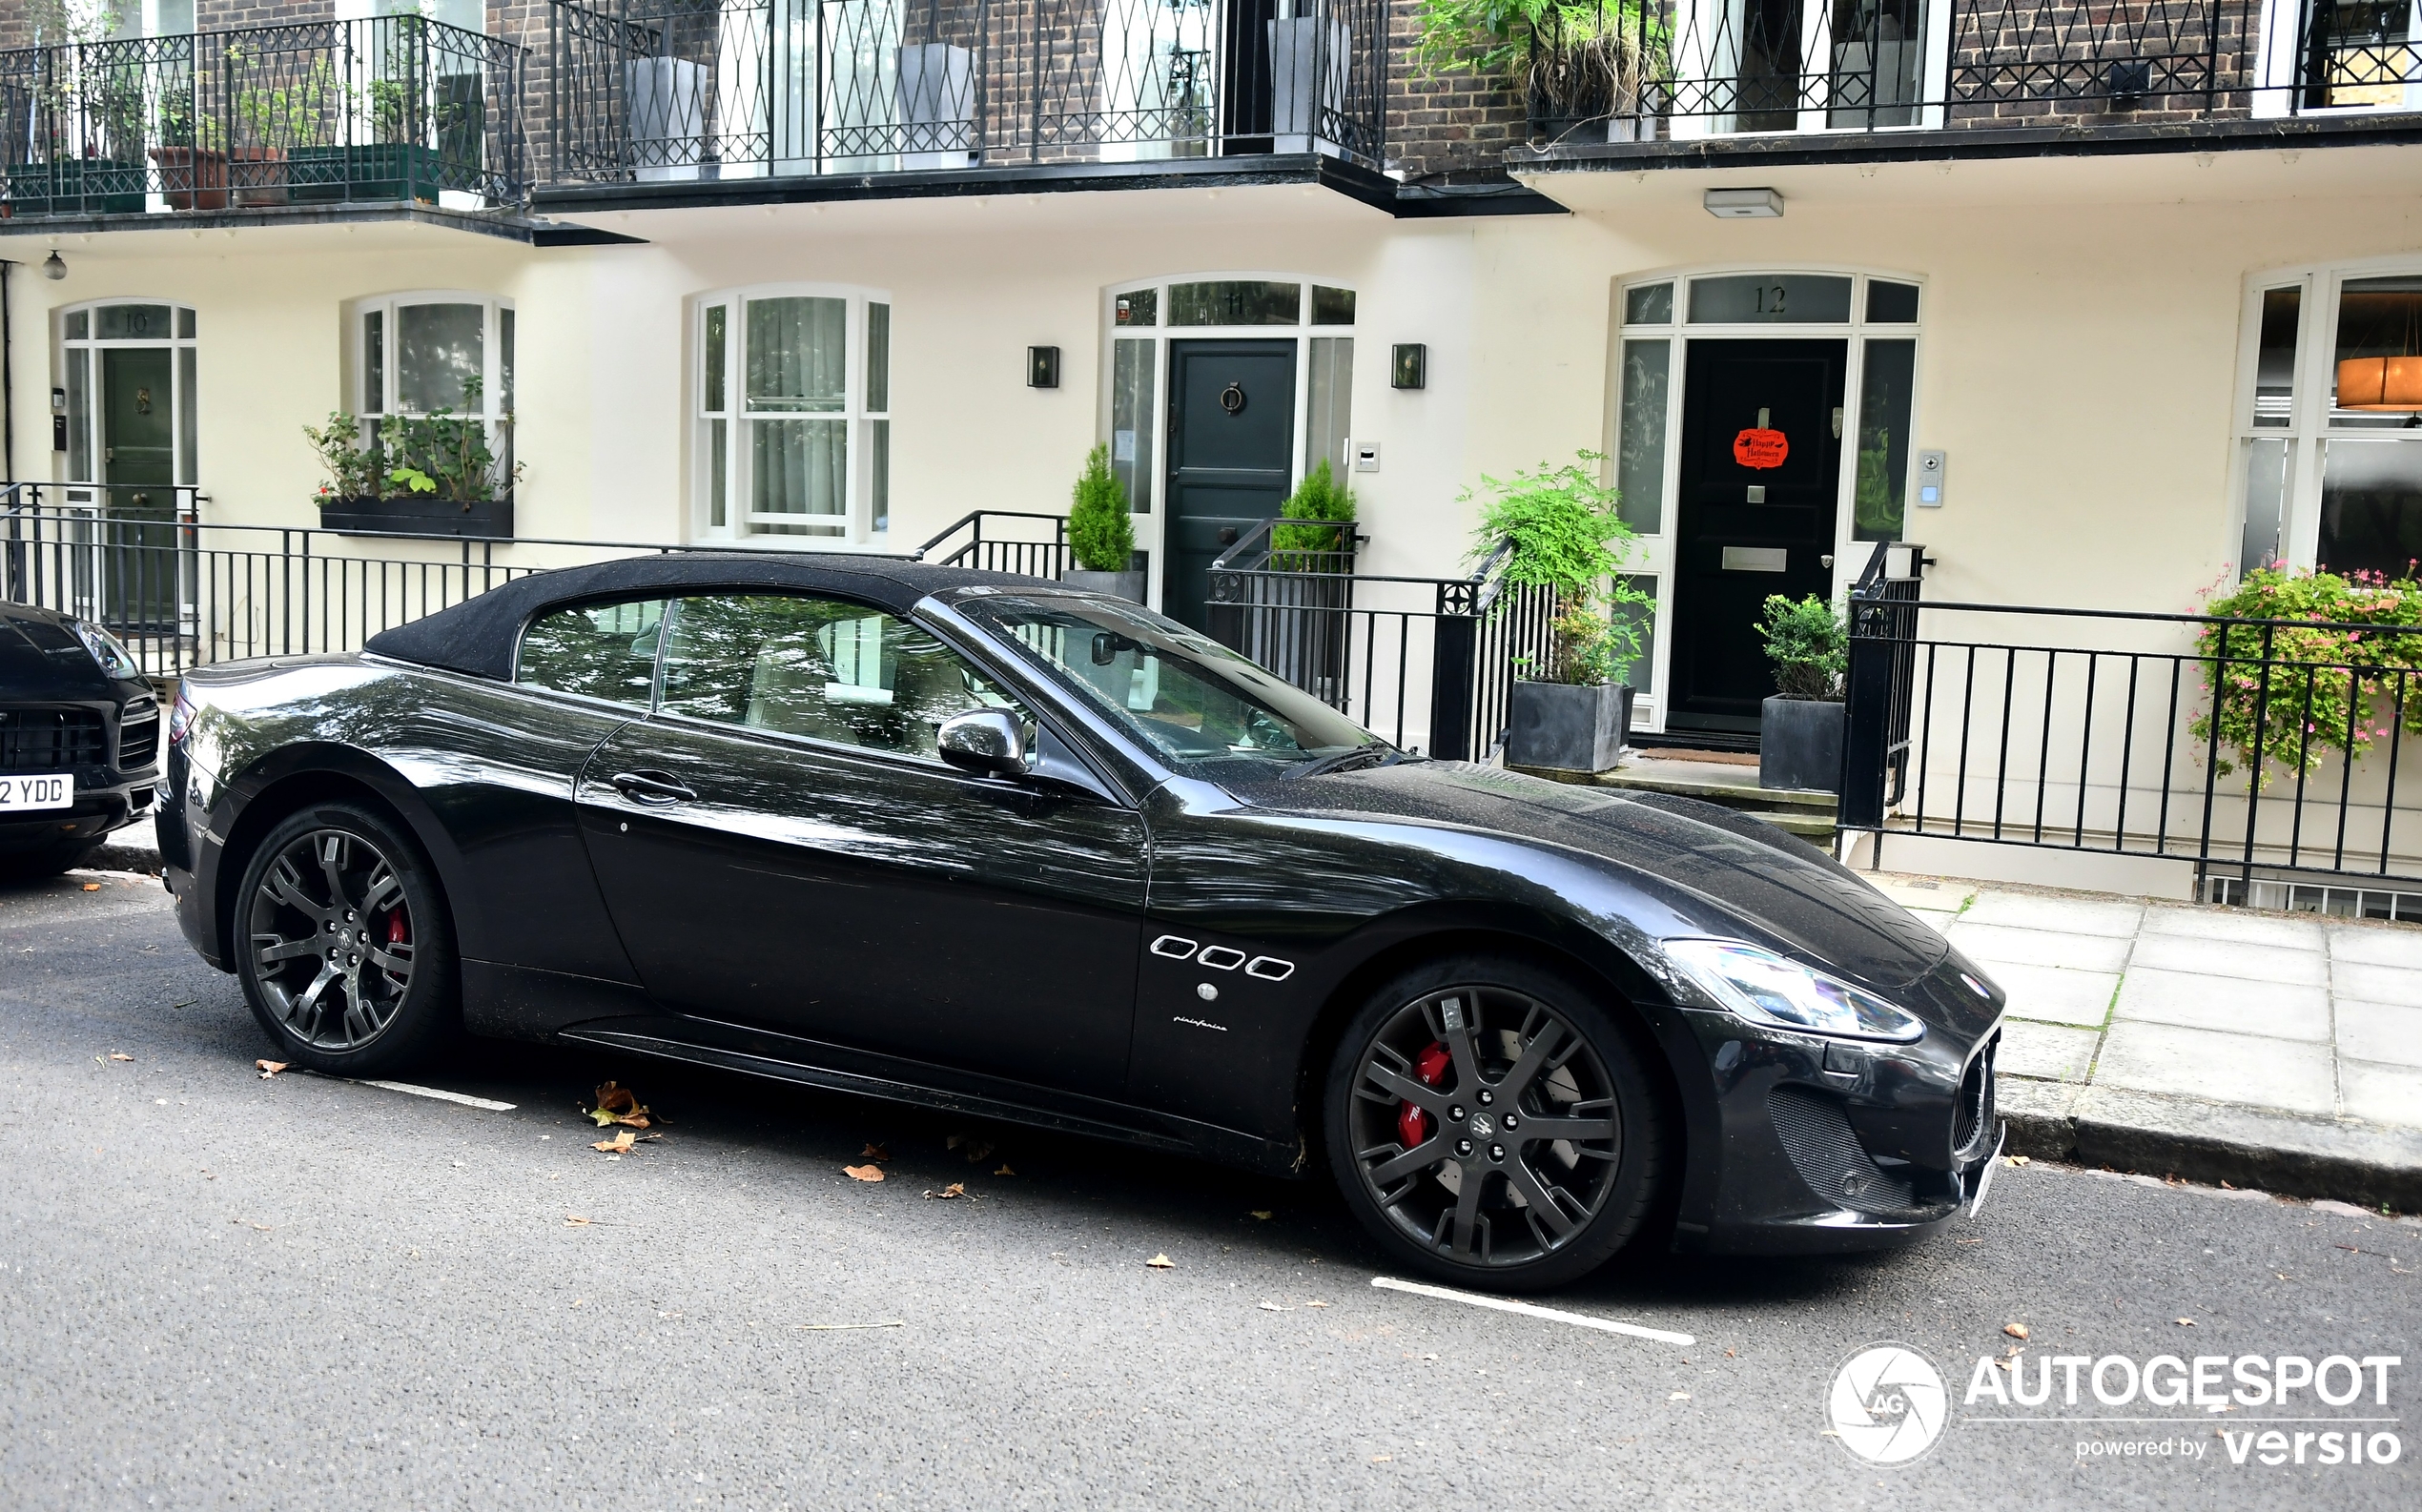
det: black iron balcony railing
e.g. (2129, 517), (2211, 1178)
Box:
(548, 0), (1385, 184)
(0, 16), (526, 220)
(1516, 0), (2418, 145)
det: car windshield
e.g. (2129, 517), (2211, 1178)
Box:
(957, 594), (1391, 780)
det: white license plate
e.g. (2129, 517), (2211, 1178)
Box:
(0, 774), (74, 811)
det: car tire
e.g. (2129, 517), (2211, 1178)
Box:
(1324, 953), (1669, 1292)
(233, 801), (459, 1076)
(0, 842), (102, 881)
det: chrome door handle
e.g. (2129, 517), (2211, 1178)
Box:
(609, 769), (694, 805)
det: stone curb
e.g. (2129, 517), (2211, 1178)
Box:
(2001, 1076), (2422, 1212)
(90, 830), (163, 877)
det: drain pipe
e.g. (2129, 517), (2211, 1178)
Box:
(1, 256), (13, 487)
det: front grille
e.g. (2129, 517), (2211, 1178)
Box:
(118, 701), (160, 770)
(0, 707), (107, 772)
(1768, 1086), (1919, 1215)
(1952, 1035), (1999, 1161)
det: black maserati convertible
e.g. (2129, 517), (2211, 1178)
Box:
(157, 553), (2004, 1289)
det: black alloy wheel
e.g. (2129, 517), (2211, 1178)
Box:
(236, 803), (457, 1074)
(1326, 955), (1667, 1290)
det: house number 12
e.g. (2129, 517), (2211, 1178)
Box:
(1754, 283), (1787, 315)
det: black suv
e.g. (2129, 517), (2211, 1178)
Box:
(0, 602), (160, 876)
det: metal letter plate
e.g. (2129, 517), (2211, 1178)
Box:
(1721, 546), (1789, 573)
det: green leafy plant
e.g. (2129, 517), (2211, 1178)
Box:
(1467, 451), (1650, 686)
(378, 377), (523, 506)
(1757, 594), (1848, 700)
(1272, 458), (1356, 568)
(302, 412), (381, 504)
(1068, 443), (1135, 572)
(1412, 0), (1664, 125)
(2191, 563), (2422, 782)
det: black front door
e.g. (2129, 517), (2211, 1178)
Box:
(572, 591), (1149, 1097)
(1164, 339), (1295, 631)
(1669, 338), (1846, 733)
(101, 347), (182, 633)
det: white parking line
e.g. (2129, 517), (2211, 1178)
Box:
(1370, 1277), (1695, 1346)
(357, 1079), (516, 1112)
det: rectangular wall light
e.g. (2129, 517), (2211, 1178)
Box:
(1703, 188), (1784, 219)
(1391, 343), (1427, 390)
(1027, 346), (1060, 388)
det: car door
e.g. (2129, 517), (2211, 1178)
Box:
(572, 590), (1149, 1096)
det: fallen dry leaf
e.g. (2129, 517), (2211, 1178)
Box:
(592, 1130), (636, 1154)
(2176, 1318), (2197, 1327)
(945, 1134), (966, 1150)
(1259, 1301), (1290, 1312)
(963, 1140), (995, 1164)
(1144, 1254), (1175, 1269)
(923, 1182), (967, 1200)
(843, 1163), (886, 1182)
(108, 1052), (133, 1062)
(564, 1216), (592, 1227)
(1249, 1210), (1274, 1220)
(584, 1081), (654, 1129)
(2003, 1322), (2030, 1339)
(861, 1142), (890, 1160)
(1370, 1456), (1392, 1463)
(256, 1060), (288, 1078)
(994, 1164), (1015, 1176)
(2006, 1154), (2031, 1167)
(81, 883), (100, 891)
(1304, 1300), (1329, 1309)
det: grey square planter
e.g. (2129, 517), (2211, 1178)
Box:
(1759, 695), (1845, 792)
(1063, 568), (1145, 603)
(1506, 681), (1632, 773)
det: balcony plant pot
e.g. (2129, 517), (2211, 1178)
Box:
(21, 158), (147, 215)
(227, 147), (289, 208)
(150, 146), (230, 210)
(318, 493), (513, 540)
(1507, 681), (1632, 774)
(1759, 694), (1845, 793)
(290, 143), (441, 204)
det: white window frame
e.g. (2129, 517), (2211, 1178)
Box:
(691, 283), (892, 547)
(349, 290), (515, 465)
(1667, 0), (1953, 140)
(2252, 0), (2422, 119)
(1608, 266), (1927, 733)
(1098, 273), (1360, 611)
(55, 296), (200, 491)
(2229, 254), (2422, 575)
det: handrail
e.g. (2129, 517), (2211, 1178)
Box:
(911, 509), (1066, 564)
(1858, 595), (2422, 638)
(1209, 516), (1362, 574)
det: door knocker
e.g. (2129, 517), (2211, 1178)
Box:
(134, 387), (153, 415)
(1218, 381), (1246, 416)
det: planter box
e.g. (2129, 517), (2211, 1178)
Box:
(5, 159), (146, 215)
(1063, 568), (1146, 603)
(150, 146), (229, 210)
(318, 494), (513, 540)
(1759, 695), (1845, 793)
(290, 144), (441, 205)
(1507, 681), (1632, 773)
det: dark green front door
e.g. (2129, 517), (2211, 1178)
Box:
(1163, 339), (1295, 631)
(101, 347), (180, 633)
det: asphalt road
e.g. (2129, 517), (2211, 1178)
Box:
(3, 869), (2416, 1511)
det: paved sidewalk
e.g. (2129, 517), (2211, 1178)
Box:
(1871, 872), (2422, 1207)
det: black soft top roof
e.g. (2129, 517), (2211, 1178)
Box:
(362, 552), (1055, 681)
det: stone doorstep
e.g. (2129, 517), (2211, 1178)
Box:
(2000, 1077), (2422, 1213)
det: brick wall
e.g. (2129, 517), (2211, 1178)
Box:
(1384, 1), (1529, 184)
(1940, 1), (2259, 130)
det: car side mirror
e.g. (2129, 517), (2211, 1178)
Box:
(937, 708), (1026, 778)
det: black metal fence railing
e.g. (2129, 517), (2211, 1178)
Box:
(0, 485), (739, 677)
(913, 508), (1072, 579)
(0, 15), (526, 219)
(1840, 592), (2422, 905)
(1526, 0), (2415, 143)
(547, 0), (1385, 183)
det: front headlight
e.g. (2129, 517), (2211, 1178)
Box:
(1662, 938), (1925, 1043)
(71, 619), (142, 682)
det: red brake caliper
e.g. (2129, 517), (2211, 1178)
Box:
(385, 910), (409, 949)
(1397, 1040), (1452, 1150)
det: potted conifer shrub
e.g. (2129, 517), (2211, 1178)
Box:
(1471, 454), (1652, 773)
(1755, 593), (1849, 792)
(1062, 443), (1143, 601)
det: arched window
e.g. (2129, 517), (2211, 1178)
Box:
(691, 284), (892, 543)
